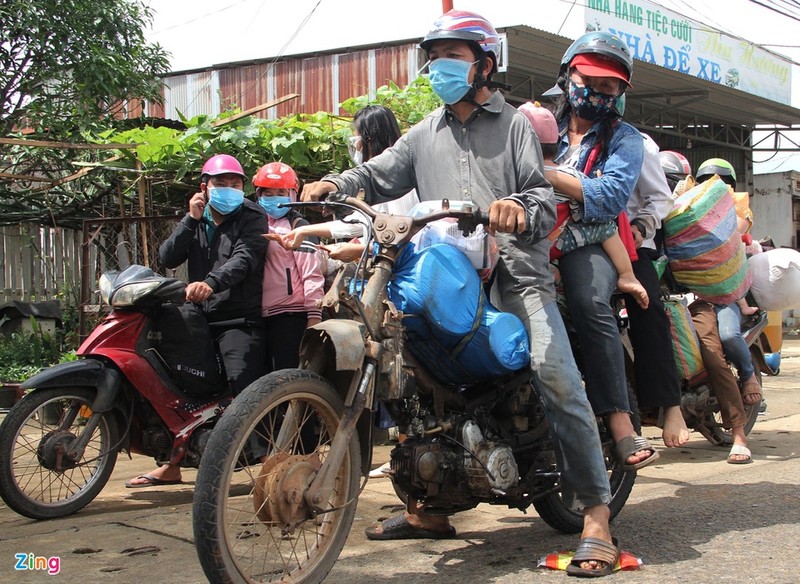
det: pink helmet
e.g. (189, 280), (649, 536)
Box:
(201, 154), (246, 181)
(518, 102), (558, 145)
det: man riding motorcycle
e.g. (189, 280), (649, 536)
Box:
(301, 9), (621, 577)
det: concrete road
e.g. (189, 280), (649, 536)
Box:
(1, 339), (798, 583)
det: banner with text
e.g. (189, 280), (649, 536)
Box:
(584, 0), (791, 104)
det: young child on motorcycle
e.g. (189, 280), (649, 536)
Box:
(254, 162), (325, 370)
(518, 101), (648, 309)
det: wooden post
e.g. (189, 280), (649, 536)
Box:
(136, 163), (150, 267)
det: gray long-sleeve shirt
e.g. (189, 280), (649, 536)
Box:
(323, 91), (557, 313)
(626, 132), (675, 251)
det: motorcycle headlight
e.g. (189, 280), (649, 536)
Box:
(99, 272), (116, 305)
(108, 280), (163, 307)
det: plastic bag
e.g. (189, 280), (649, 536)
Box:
(748, 247), (800, 311)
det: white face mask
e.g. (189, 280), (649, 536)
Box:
(348, 135), (364, 166)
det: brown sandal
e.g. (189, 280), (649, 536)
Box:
(566, 537), (619, 577)
(740, 375), (762, 406)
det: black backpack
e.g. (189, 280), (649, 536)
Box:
(148, 302), (227, 397)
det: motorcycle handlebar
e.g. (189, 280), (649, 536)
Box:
(287, 193), (489, 236)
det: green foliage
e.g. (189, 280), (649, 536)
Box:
(340, 77), (441, 127)
(0, 0), (170, 227)
(0, 76), (440, 225)
(0, 318), (63, 382)
(0, 0), (169, 137)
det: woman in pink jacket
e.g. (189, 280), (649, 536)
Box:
(254, 162), (324, 370)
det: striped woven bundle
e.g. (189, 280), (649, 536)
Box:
(663, 177), (752, 305)
(663, 297), (705, 380)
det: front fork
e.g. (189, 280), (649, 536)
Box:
(305, 359), (377, 512)
(56, 373), (122, 469)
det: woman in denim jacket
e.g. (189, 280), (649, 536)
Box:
(543, 31), (659, 470)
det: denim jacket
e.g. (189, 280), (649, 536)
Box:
(555, 117), (644, 224)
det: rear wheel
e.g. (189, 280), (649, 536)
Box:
(193, 369), (360, 584)
(0, 387), (118, 519)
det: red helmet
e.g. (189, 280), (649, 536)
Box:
(659, 150), (692, 179)
(252, 162), (299, 190)
(419, 10), (501, 74)
(200, 154), (246, 181)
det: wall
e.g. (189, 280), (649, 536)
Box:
(148, 44), (419, 121)
(751, 171), (799, 248)
(751, 170), (800, 326)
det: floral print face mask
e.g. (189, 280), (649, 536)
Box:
(568, 80), (619, 121)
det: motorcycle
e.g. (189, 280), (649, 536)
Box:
(616, 285), (770, 447)
(0, 265), (232, 520)
(192, 196), (637, 584)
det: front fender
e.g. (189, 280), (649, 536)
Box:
(299, 320), (367, 372)
(20, 359), (122, 412)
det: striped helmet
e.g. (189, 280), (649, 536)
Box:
(419, 10), (500, 73)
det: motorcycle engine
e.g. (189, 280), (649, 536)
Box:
(391, 419), (519, 506)
(141, 425), (173, 462)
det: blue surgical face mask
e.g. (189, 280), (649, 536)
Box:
(428, 58), (476, 104)
(567, 80), (619, 122)
(259, 195), (291, 219)
(207, 187), (244, 215)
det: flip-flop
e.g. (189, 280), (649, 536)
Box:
(364, 513), (456, 540)
(124, 474), (183, 488)
(566, 537), (620, 578)
(615, 435), (659, 471)
(727, 444), (753, 464)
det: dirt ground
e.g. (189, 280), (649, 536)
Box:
(1, 338), (799, 583)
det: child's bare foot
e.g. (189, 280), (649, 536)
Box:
(740, 305), (759, 316)
(618, 274), (649, 309)
(662, 406), (690, 447)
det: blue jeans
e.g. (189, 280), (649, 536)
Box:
(714, 302), (754, 380)
(495, 293), (611, 511)
(558, 244), (631, 415)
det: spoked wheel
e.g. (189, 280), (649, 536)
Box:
(0, 387), (118, 519)
(697, 366), (761, 446)
(193, 369), (360, 584)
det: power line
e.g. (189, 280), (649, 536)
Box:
(183, 0), (323, 113)
(747, 0), (800, 23)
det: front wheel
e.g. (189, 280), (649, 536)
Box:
(532, 386), (640, 534)
(531, 435), (636, 534)
(193, 369), (361, 584)
(0, 387), (119, 519)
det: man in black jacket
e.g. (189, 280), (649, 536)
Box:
(126, 154), (268, 488)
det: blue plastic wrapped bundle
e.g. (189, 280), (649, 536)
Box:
(389, 244), (530, 384)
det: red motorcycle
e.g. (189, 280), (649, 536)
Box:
(0, 265), (232, 519)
